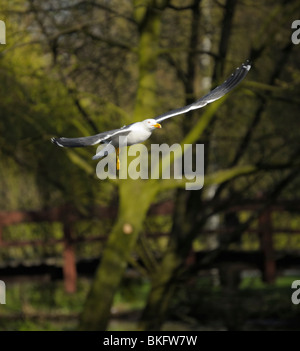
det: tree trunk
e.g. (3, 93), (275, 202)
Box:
(138, 244), (187, 330)
(78, 1), (168, 330)
(79, 180), (158, 330)
(139, 0), (202, 330)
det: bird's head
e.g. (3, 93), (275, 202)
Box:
(143, 119), (162, 131)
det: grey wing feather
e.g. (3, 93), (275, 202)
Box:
(51, 126), (131, 148)
(155, 60), (251, 123)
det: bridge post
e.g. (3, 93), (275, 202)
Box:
(259, 208), (276, 283)
(63, 222), (77, 293)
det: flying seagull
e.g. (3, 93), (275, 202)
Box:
(51, 60), (251, 170)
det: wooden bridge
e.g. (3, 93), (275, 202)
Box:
(1, 199), (300, 292)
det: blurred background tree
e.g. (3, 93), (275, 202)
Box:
(1, 0), (300, 331)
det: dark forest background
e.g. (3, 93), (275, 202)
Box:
(0, 0), (300, 331)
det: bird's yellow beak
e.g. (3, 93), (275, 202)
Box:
(153, 123), (162, 129)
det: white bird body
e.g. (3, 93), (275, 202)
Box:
(118, 120), (156, 146)
(92, 119), (161, 160)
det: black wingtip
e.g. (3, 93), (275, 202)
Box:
(51, 137), (64, 147)
(242, 60), (252, 71)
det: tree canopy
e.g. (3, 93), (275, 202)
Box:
(1, 0), (300, 331)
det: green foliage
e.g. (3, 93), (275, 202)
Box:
(169, 274), (300, 331)
(0, 279), (89, 331)
(1, 275), (298, 331)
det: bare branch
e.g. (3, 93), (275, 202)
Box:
(167, 3), (194, 11)
(5, 1), (136, 25)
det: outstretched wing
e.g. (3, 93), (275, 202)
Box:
(154, 60), (251, 123)
(51, 126), (132, 148)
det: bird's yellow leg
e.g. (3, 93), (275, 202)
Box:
(116, 147), (120, 171)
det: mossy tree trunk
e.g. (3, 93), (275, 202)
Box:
(79, 179), (159, 330)
(79, 0), (169, 331)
